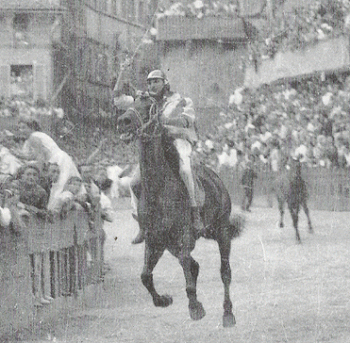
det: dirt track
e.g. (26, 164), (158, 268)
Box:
(17, 199), (350, 343)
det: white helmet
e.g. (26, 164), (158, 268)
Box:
(147, 70), (170, 90)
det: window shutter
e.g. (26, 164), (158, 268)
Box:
(0, 65), (10, 98)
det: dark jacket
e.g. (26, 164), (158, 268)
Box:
(241, 166), (257, 188)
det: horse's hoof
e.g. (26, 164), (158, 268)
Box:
(189, 301), (206, 321)
(309, 227), (314, 234)
(279, 223), (284, 228)
(223, 313), (236, 328)
(153, 294), (173, 307)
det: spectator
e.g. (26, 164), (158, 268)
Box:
(79, 165), (111, 277)
(0, 190), (12, 229)
(50, 176), (86, 218)
(9, 118), (84, 210)
(338, 142), (350, 168)
(240, 159), (257, 212)
(40, 162), (60, 197)
(17, 164), (48, 217)
(17, 164), (51, 306)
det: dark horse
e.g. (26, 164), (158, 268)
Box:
(117, 93), (243, 327)
(275, 157), (313, 243)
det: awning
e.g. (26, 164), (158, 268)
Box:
(244, 36), (350, 88)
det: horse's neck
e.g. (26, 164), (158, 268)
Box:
(138, 134), (169, 191)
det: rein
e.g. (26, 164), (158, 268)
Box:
(132, 97), (162, 140)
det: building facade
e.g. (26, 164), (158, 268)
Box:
(0, 0), (65, 101)
(0, 0), (158, 114)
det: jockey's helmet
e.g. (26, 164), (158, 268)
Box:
(147, 69), (167, 81)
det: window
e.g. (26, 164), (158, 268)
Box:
(10, 65), (33, 98)
(13, 13), (31, 47)
(13, 13), (30, 31)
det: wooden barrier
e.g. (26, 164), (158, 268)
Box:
(219, 166), (350, 211)
(0, 208), (105, 338)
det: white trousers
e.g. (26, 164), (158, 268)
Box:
(130, 138), (197, 210)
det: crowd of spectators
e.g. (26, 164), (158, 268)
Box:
(0, 117), (114, 306)
(195, 73), (350, 172)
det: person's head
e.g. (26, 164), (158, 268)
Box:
(48, 163), (60, 183)
(146, 70), (169, 100)
(65, 176), (82, 195)
(18, 118), (41, 139)
(4, 179), (20, 199)
(79, 165), (93, 182)
(21, 165), (40, 187)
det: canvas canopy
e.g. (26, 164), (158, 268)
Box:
(244, 36), (350, 88)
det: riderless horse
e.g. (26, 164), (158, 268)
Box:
(275, 157), (313, 243)
(117, 92), (243, 327)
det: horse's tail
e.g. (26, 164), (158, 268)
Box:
(228, 212), (245, 239)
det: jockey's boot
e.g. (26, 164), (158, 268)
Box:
(132, 229), (145, 244)
(191, 206), (205, 238)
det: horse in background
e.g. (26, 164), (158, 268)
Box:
(275, 157), (313, 243)
(117, 92), (244, 327)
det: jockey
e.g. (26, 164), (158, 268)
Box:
(130, 69), (204, 244)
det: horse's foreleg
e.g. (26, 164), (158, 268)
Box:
(302, 200), (313, 233)
(289, 205), (301, 243)
(141, 244), (173, 307)
(218, 234), (235, 328)
(169, 243), (205, 321)
(184, 255), (205, 321)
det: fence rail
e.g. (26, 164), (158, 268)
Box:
(219, 166), (350, 211)
(0, 208), (105, 338)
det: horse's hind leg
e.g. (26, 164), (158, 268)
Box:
(302, 200), (313, 233)
(141, 244), (173, 307)
(168, 245), (205, 321)
(218, 233), (235, 327)
(278, 197), (284, 228)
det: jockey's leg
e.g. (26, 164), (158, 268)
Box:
(130, 164), (145, 244)
(174, 139), (204, 236)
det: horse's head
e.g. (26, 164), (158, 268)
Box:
(117, 91), (158, 142)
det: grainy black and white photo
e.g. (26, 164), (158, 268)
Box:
(1, 0), (350, 342)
